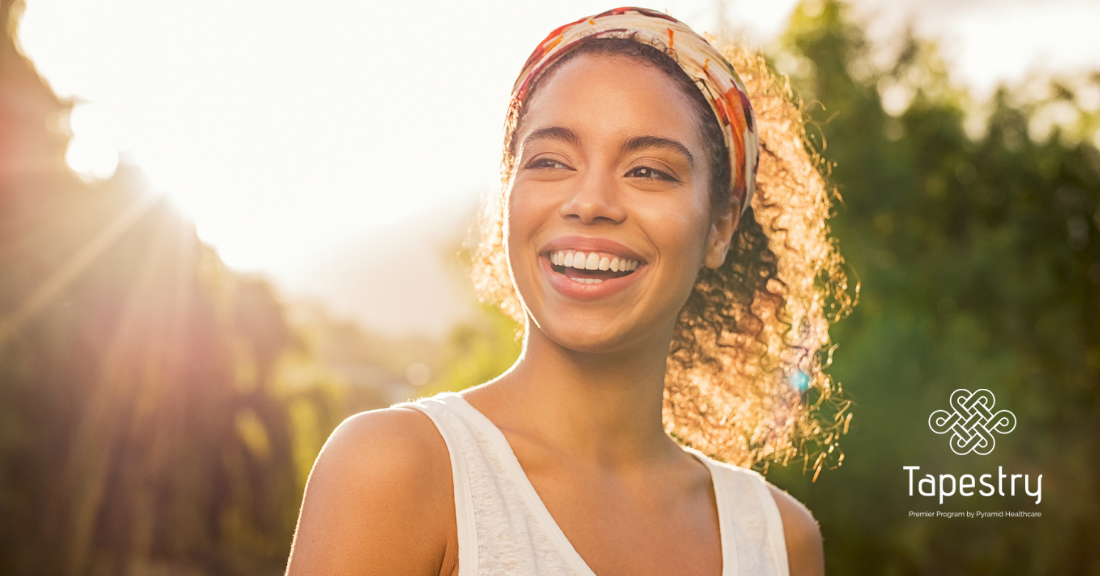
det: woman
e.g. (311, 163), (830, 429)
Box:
(287, 7), (850, 576)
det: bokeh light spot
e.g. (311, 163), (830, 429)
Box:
(789, 370), (810, 392)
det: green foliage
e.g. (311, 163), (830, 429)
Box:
(765, 1), (1100, 573)
(428, 304), (522, 395)
(0, 181), (348, 574)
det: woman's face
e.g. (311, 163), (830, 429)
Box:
(506, 52), (734, 354)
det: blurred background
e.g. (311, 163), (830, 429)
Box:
(1, 0), (1098, 573)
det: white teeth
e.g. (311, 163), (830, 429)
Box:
(584, 253), (600, 270)
(548, 250), (641, 273)
(572, 252), (587, 270)
(568, 277), (604, 284)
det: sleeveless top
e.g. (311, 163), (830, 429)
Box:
(403, 393), (790, 576)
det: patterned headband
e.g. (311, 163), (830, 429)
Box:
(510, 6), (758, 215)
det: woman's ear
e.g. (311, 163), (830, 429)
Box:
(703, 197), (739, 269)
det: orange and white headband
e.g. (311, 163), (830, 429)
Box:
(510, 6), (759, 214)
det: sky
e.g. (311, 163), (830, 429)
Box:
(16, 0), (1100, 333)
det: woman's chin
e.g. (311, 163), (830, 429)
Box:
(530, 314), (651, 356)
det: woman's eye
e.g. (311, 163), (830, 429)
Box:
(626, 166), (675, 181)
(527, 158), (570, 170)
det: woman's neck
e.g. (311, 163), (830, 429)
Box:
(469, 321), (681, 468)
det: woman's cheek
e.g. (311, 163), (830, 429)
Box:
(636, 200), (709, 265)
(505, 184), (547, 281)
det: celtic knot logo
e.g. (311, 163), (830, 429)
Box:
(929, 389), (1016, 455)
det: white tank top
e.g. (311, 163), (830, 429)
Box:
(404, 393), (790, 576)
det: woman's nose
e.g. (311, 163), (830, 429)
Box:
(559, 169), (627, 224)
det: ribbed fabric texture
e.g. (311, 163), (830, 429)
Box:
(404, 393), (790, 576)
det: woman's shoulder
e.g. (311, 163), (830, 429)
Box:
(307, 403), (457, 525)
(320, 404), (450, 481)
(286, 404), (457, 574)
(764, 483), (824, 576)
(320, 391), (479, 486)
(702, 458), (825, 576)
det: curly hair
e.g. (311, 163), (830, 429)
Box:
(471, 37), (856, 475)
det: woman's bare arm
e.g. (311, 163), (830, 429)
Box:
(768, 485), (826, 576)
(285, 408), (457, 576)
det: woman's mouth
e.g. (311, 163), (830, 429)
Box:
(546, 250), (641, 284)
(536, 236), (647, 300)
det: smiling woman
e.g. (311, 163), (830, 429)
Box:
(285, 7), (850, 576)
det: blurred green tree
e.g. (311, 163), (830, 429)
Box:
(764, 1), (1100, 573)
(428, 304), (522, 395)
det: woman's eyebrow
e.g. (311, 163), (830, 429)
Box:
(621, 136), (694, 167)
(521, 126), (580, 150)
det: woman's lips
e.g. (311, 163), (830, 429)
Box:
(540, 253), (644, 300)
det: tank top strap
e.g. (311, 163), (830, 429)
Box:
(402, 395), (481, 575)
(403, 393), (594, 575)
(699, 457), (791, 576)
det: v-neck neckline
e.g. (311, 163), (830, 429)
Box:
(446, 393), (736, 576)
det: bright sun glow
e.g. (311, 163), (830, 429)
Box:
(65, 103), (119, 181)
(17, 0), (1100, 284)
(15, 0), (801, 280)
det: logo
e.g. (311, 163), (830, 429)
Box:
(929, 389), (1016, 455)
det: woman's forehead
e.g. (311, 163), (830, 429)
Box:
(518, 53), (702, 149)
